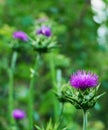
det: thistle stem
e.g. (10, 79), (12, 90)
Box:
(59, 103), (64, 121)
(8, 51), (18, 128)
(83, 110), (88, 130)
(49, 53), (56, 87)
(57, 69), (63, 118)
(49, 53), (63, 122)
(28, 53), (40, 130)
(49, 53), (58, 121)
(57, 103), (64, 129)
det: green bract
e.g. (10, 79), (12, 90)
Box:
(35, 119), (67, 130)
(10, 39), (30, 52)
(30, 35), (57, 53)
(56, 84), (105, 111)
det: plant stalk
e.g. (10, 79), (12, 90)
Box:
(56, 69), (63, 117)
(49, 53), (63, 122)
(8, 51), (18, 128)
(49, 53), (58, 121)
(28, 53), (40, 130)
(83, 110), (88, 130)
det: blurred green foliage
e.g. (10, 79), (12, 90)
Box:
(0, 0), (108, 130)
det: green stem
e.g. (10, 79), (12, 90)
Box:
(8, 51), (18, 128)
(83, 110), (88, 130)
(56, 69), (62, 89)
(59, 103), (64, 121)
(49, 53), (56, 87)
(58, 103), (64, 129)
(28, 53), (40, 130)
(16, 120), (23, 130)
(49, 53), (63, 122)
(56, 69), (63, 116)
(49, 53), (58, 121)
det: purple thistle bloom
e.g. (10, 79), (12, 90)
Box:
(36, 17), (48, 23)
(36, 26), (51, 37)
(12, 109), (26, 120)
(70, 70), (98, 89)
(13, 31), (28, 41)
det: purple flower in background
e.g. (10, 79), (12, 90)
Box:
(36, 26), (51, 37)
(36, 17), (48, 23)
(13, 31), (28, 41)
(12, 109), (26, 120)
(70, 70), (98, 89)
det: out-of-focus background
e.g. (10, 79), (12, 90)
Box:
(0, 0), (108, 130)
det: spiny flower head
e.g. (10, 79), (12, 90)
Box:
(13, 31), (28, 41)
(12, 109), (26, 120)
(36, 26), (51, 37)
(70, 70), (98, 89)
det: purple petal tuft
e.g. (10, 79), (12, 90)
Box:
(13, 31), (28, 41)
(70, 70), (98, 89)
(36, 26), (51, 37)
(12, 109), (26, 120)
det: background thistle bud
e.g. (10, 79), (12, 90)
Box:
(11, 31), (29, 52)
(36, 26), (51, 37)
(13, 31), (28, 41)
(30, 26), (57, 53)
(12, 109), (26, 120)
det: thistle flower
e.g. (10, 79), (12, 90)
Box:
(70, 70), (98, 89)
(57, 71), (104, 130)
(36, 17), (48, 23)
(12, 109), (26, 120)
(13, 31), (28, 41)
(36, 26), (51, 37)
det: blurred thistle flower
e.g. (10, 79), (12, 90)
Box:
(36, 17), (48, 23)
(12, 109), (26, 120)
(36, 26), (51, 37)
(13, 31), (28, 41)
(29, 25), (57, 53)
(70, 70), (98, 89)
